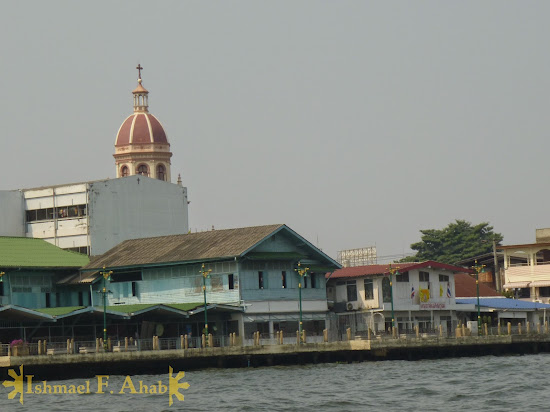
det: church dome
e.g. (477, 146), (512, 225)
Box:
(113, 65), (173, 182)
(115, 113), (168, 146)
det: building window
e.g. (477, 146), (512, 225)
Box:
(156, 164), (166, 181)
(281, 271), (286, 288)
(396, 273), (409, 282)
(310, 273), (317, 288)
(78, 291), (84, 306)
(45, 293), (51, 308)
(364, 279), (374, 300)
(346, 280), (357, 302)
(228, 274), (235, 290)
(303, 276), (308, 288)
(539, 287), (550, 297)
(419, 271), (430, 282)
(439, 274), (449, 282)
(121, 165), (129, 177)
(0, 282), (4, 297)
(26, 205), (87, 223)
(137, 164), (149, 176)
(258, 271), (264, 289)
(518, 288), (530, 298)
(132, 281), (138, 297)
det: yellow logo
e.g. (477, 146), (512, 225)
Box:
(2, 365), (189, 406)
(169, 366), (190, 406)
(3, 365), (24, 405)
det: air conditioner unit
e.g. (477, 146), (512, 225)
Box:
(346, 302), (358, 311)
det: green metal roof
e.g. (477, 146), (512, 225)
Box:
(35, 306), (86, 316)
(106, 303), (203, 314)
(0, 237), (90, 269)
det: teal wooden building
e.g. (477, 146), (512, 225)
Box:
(80, 224), (340, 341)
(0, 225), (339, 343)
(0, 237), (90, 342)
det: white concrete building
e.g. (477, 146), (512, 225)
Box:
(0, 175), (189, 256)
(327, 261), (469, 336)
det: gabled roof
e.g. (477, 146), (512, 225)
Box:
(327, 260), (472, 280)
(0, 305), (55, 321)
(454, 273), (500, 297)
(0, 237), (90, 269)
(83, 224), (339, 271)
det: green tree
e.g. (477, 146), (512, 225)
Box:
(399, 220), (503, 264)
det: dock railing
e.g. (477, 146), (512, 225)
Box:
(4, 321), (549, 357)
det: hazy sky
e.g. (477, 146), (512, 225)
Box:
(1, 2), (549, 260)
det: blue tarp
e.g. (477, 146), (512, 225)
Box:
(456, 298), (550, 310)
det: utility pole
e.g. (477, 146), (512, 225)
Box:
(493, 239), (500, 293)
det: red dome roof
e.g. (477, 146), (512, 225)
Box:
(115, 113), (168, 146)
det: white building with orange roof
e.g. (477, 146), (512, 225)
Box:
(326, 261), (470, 336)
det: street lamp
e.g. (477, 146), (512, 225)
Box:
(472, 260), (485, 335)
(294, 262), (309, 344)
(99, 266), (113, 350)
(387, 264), (399, 335)
(200, 264), (212, 345)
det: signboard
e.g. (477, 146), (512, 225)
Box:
(420, 302), (446, 309)
(337, 247), (377, 267)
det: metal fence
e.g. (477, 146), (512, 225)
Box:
(2, 322), (549, 358)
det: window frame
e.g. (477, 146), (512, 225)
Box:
(346, 280), (357, 302)
(419, 271), (430, 282)
(364, 279), (374, 300)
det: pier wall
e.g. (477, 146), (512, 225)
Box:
(2, 335), (550, 380)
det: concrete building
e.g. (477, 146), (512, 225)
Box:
(501, 241), (550, 303)
(326, 261), (470, 336)
(0, 66), (188, 256)
(0, 175), (189, 256)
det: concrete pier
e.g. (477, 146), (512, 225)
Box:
(2, 334), (549, 380)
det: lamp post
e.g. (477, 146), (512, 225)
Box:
(387, 264), (399, 335)
(0, 272), (4, 301)
(99, 266), (113, 350)
(294, 262), (309, 344)
(472, 260), (485, 335)
(200, 264), (212, 345)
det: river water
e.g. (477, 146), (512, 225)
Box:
(1, 353), (548, 411)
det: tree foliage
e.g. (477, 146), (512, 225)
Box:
(399, 220), (503, 264)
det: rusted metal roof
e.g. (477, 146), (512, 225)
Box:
(83, 224), (285, 270)
(327, 260), (472, 279)
(454, 273), (500, 297)
(57, 271), (100, 285)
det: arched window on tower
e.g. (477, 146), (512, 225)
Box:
(137, 164), (149, 177)
(121, 165), (129, 177)
(156, 164), (166, 181)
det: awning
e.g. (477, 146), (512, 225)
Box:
(503, 282), (530, 289)
(529, 281), (550, 288)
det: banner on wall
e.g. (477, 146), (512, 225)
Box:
(419, 288), (430, 302)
